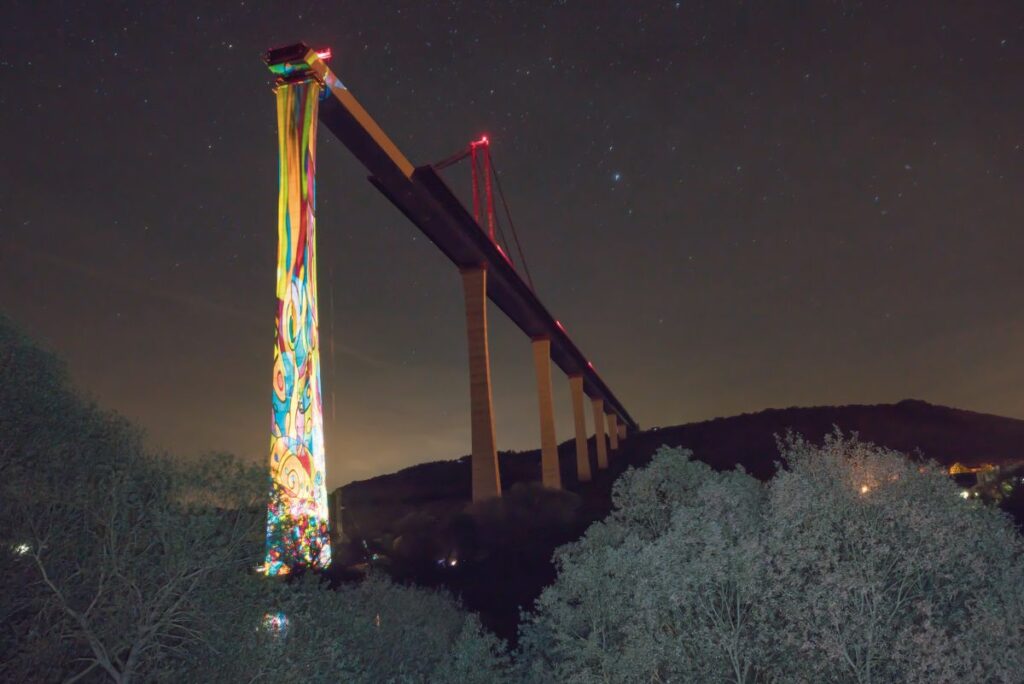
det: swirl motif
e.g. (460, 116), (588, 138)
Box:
(264, 79), (331, 576)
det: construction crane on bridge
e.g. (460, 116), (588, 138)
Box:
(433, 135), (536, 291)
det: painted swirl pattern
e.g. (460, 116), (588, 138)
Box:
(264, 78), (331, 575)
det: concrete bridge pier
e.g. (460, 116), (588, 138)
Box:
(532, 338), (561, 489)
(591, 397), (609, 469)
(569, 375), (592, 483)
(461, 266), (501, 501)
(617, 421), (627, 442)
(607, 413), (619, 451)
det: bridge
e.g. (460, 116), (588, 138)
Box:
(262, 43), (638, 575)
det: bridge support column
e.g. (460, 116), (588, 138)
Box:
(607, 413), (619, 451)
(618, 422), (627, 442)
(569, 375), (592, 483)
(264, 77), (332, 576)
(461, 266), (501, 501)
(532, 338), (561, 489)
(591, 397), (609, 470)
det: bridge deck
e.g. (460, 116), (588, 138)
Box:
(274, 44), (637, 430)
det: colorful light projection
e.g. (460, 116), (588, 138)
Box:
(264, 77), (331, 576)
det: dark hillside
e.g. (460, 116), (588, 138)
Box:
(627, 399), (1024, 479)
(332, 399), (1024, 639)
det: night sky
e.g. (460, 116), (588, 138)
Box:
(3, 2), (1023, 489)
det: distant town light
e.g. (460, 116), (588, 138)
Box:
(859, 485), (870, 495)
(13, 543), (29, 556)
(949, 462), (996, 475)
(959, 490), (970, 499)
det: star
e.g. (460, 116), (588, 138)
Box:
(4, 0), (1021, 492)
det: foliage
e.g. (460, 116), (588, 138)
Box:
(0, 313), (266, 682)
(519, 436), (1024, 683)
(185, 573), (511, 683)
(518, 448), (767, 683)
(6, 312), (1022, 682)
(0, 316), (510, 683)
(762, 432), (1024, 683)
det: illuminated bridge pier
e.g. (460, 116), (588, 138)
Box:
(264, 43), (637, 506)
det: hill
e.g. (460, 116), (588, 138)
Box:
(338, 398), (1024, 528)
(330, 399), (1024, 638)
(627, 399), (1024, 477)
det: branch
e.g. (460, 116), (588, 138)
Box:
(63, 659), (100, 684)
(29, 550), (122, 683)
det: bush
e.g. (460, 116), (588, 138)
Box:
(186, 573), (510, 683)
(519, 435), (1024, 683)
(0, 316), (510, 683)
(763, 433), (1024, 683)
(0, 321), (267, 682)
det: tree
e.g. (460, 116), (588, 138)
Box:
(761, 431), (1024, 683)
(519, 447), (767, 683)
(0, 345), (266, 684)
(182, 573), (511, 683)
(519, 437), (1024, 683)
(0, 315), (241, 683)
(0, 316), (512, 683)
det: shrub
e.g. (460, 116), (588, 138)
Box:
(186, 573), (511, 683)
(0, 316), (511, 683)
(519, 435), (1024, 683)
(762, 432), (1024, 683)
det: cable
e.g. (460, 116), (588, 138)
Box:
(489, 155), (535, 291)
(484, 146), (497, 240)
(492, 201), (515, 269)
(329, 265), (336, 425)
(432, 146), (470, 170)
(431, 140), (536, 291)
(470, 146), (481, 223)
